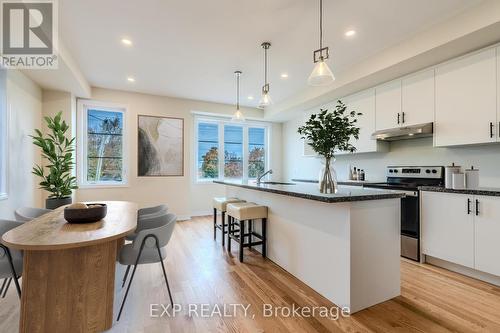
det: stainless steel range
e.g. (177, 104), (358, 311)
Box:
(363, 166), (444, 261)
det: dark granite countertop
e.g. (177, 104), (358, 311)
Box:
(292, 179), (375, 187)
(419, 186), (500, 197)
(214, 180), (405, 203)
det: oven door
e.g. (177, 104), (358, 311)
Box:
(401, 192), (419, 238)
(400, 191), (419, 261)
(362, 186), (421, 260)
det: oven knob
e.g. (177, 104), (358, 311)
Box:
(426, 169), (431, 173)
(393, 169), (398, 173)
(432, 169), (437, 174)
(389, 169), (394, 173)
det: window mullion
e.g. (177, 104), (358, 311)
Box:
(265, 127), (270, 173)
(218, 121), (224, 180)
(242, 125), (249, 182)
(82, 107), (89, 184)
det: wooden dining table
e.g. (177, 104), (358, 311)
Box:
(1, 201), (138, 333)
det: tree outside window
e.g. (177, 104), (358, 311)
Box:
(196, 119), (268, 182)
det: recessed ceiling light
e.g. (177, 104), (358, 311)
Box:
(127, 77), (135, 82)
(247, 96), (254, 100)
(281, 73), (289, 79)
(344, 30), (356, 37)
(121, 38), (133, 46)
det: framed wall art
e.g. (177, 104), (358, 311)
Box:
(138, 115), (184, 176)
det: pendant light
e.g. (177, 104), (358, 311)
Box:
(231, 71), (245, 122)
(308, 0), (335, 86)
(259, 42), (272, 109)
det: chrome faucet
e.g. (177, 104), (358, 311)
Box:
(256, 169), (273, 185)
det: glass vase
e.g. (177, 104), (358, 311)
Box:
(318, 157), (337, 193)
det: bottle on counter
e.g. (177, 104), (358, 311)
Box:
(353, 167), (358, 181)
(359, 169), (366, 181)
(348, 164), (353, 181)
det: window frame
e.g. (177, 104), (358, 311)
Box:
(0, 71), (7, 201)
(77, 99), (129, 188)
(194, 115), (270, 184)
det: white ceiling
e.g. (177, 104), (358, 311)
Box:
(58, 0), (483, 107)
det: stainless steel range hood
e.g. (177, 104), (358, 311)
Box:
(371, 122), (433, 141)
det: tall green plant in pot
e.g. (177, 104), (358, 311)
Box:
(298, 100), (361, 193)
(31, 112), (78, 209)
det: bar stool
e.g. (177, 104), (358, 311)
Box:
(226, 202), (268, 262)
(212, 197), (245, 246)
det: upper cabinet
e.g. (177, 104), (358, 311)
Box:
(304, 44), (500, 152)
(497, 46), (500, 132)
(401, 69), (435, 127)
(375, 80), (402, 131)
(434, 48), (497, 147)
(341, 89), (388, 154)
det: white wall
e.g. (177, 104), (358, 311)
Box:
(0, 70), (43, 220)
(75, 87), (282, 219)
(283, 115), (500, 187)
(41, 90), (75, 203)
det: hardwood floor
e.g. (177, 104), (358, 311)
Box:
(1, 215), (500, 332)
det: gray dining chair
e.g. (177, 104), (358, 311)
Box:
(117, 212), (176, 321)
(0, 220), (23, 298)
(14, 207), (51, 222)
(138, 204), (168, 218)
(126, 204), (168, 241)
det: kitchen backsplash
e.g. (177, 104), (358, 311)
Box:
(283, 117), (500, 187)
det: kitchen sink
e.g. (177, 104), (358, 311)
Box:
(259, 181), (296, 185)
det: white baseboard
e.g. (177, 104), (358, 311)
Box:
(425, 255), (500, 286)
(190, 210), (213, 217)
(177, 211), (213, 221)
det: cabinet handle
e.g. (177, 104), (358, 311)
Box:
(490, 122), (494, 138)
(397, 113), (400, 125)
(402, 112), (405, 124)
(467, 198), (472, 215)
(475, 199), (479, 216)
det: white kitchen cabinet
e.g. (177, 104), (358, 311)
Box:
(305, 90), (388, 156)
(340, 89), (388, 154)
(497, 47), (500, 138)
(434, 48), (497, 147)
(421, 191), (474, 268)
(401, 69), (435, 126)
(375, 80), (402, 131)
(474, 195), (500, 276)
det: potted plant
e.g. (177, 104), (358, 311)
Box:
(31, 112), (78, 209)
(298, 100), (361, 193)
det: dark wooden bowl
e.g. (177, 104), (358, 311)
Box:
(64, 204), (107, 224)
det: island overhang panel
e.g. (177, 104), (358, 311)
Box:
(216, 181), (401, 313)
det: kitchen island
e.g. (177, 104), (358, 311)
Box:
(215, 180), (403, 313)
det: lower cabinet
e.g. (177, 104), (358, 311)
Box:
(421, 191), (500, 276)
(421, 192), (474, 268)
(474, 195), (500, 276)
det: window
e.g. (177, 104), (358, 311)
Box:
(78, 101), (127, 187)
(224, 125), (243, 178)
(248, 127), (265, 178)
(195, 116), (269, 182)
(197, 122), (219, 179)
(0, 69), (7, 199)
